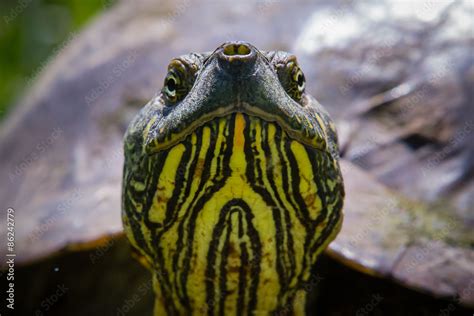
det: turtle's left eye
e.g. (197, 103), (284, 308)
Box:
(275, 59), (306, 103)
(294, 68), (305, 93)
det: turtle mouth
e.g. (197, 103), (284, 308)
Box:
(148, 112), (298, 166)
(145, 102), (327, 155)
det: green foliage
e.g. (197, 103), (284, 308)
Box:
(0, 0), (113, 120)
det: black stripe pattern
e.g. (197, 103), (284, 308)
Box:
(122, 113), (344, 315)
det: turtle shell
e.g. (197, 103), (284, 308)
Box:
(0, 0), (472, 309)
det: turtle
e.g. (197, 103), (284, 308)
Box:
(121, 41), (344, 315)
(1, 0), (473, 315)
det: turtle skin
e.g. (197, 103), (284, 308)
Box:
(122, 42), (344, 315)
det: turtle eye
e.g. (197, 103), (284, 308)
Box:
(287, 62), (305, 101)
(294, 68), (305, 93)
(275, 59), (306, 103)
(162, 59), (195, 105)
(164, 74), (178, 99)
(163, 71), (182, 104)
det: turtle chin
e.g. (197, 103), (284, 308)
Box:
(145, 111), (283, 156)
(125, 110), (344, 314)
(144, 103), (327, 157)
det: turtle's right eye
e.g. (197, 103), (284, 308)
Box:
(163, 73), (179, 101)
(162, 59), (195, 105)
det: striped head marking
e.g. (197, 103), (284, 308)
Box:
(122, 41), (344, 315)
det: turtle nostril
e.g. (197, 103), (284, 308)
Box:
(222, 43), (251, 56)
(217, 42), (257, 75)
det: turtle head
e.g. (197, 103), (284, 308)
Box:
(122, 42), (344, 314)
(127, 41), (337, 157)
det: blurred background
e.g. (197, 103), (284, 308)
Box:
(0, 0), (109, 119)
(0, 0), (473, 315)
